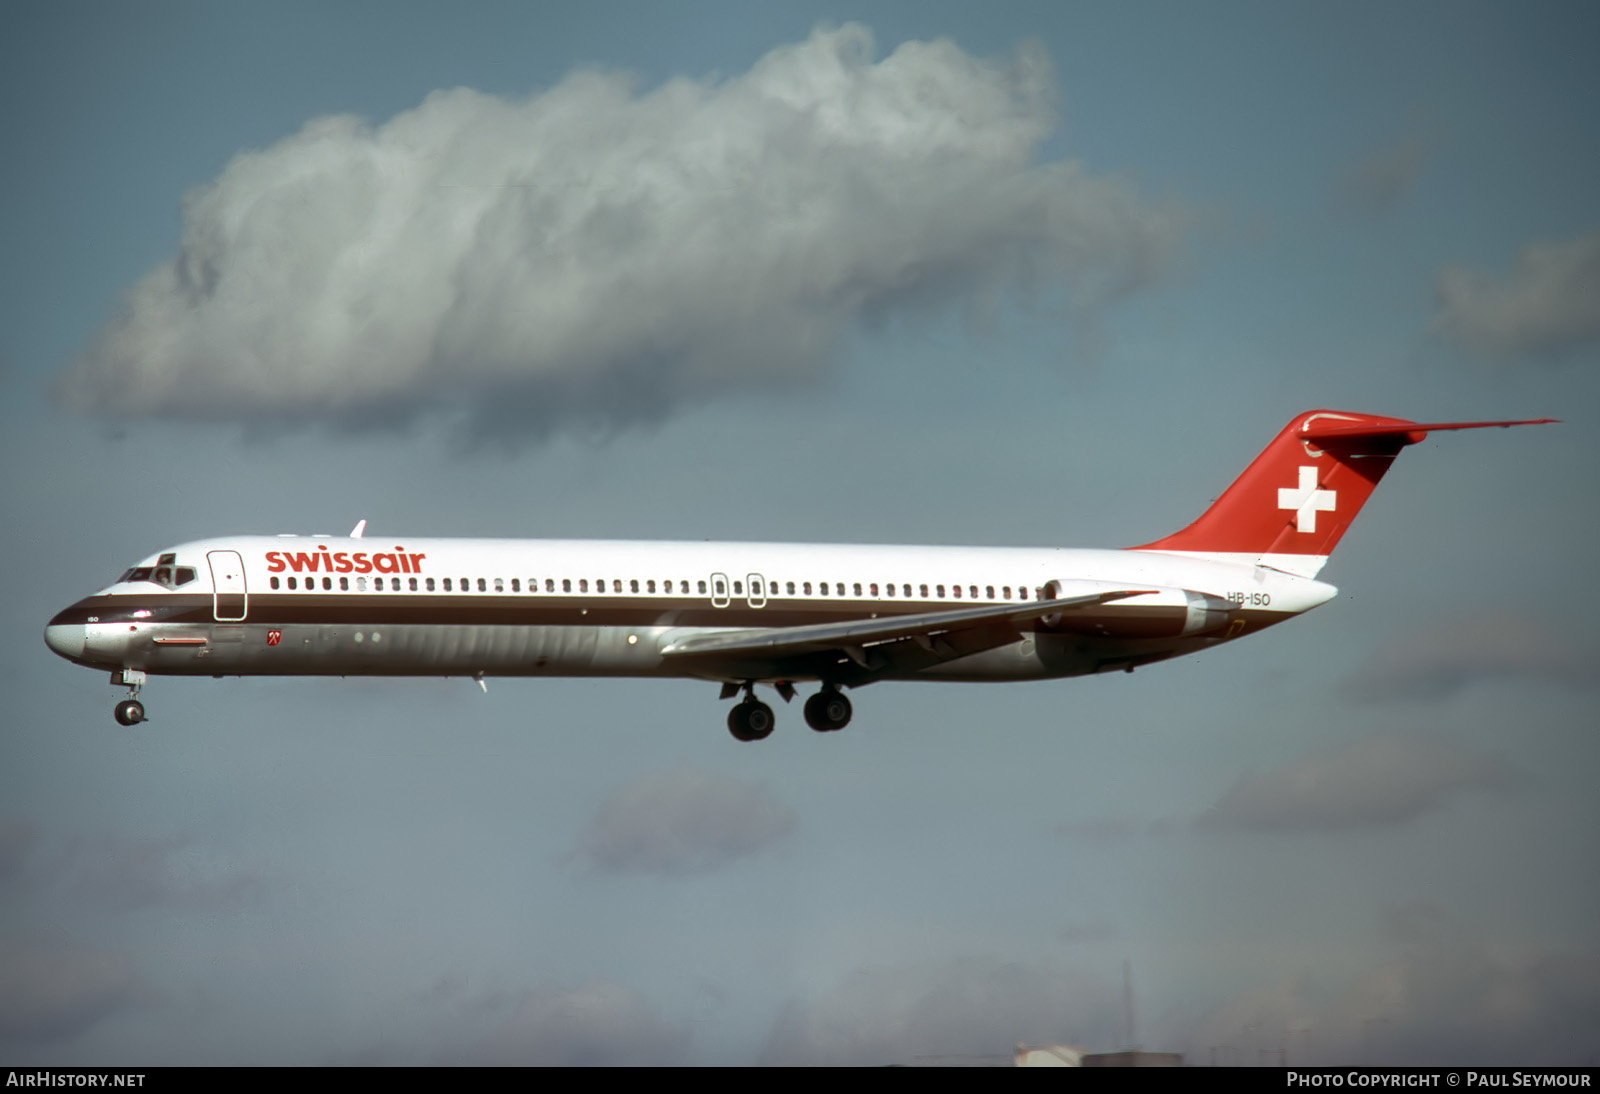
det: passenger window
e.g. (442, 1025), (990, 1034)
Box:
(341, 577), (349, 591)
(322, 577), (331, 590)
(478, 578), (487, 592)
(511, 579), (520, 592)
(647, 580), (656, 593)
(787, 581), (795, 595)
(444, 578), (453, 592)
(954, 585), (962, 598)
(494, 578), (504, 593)
(562, 579), (571, 593)
(870, 583), (879, 596)
(546, 579), (555, 593)
(920, 584), (928, 598)
(986, 586), (994, 600)
(734, 581), (743, 595)
(803, 582), (812, 595)
(631, 579), (639, 593)
(699, 580), (708, 595)
(357, 577), (367, 592)
(580, 579), (589, 593)
(288, 577), (298, 590)
(902, 584), (911, 598)
(681, 580), (690, 594)
(614, 579), (622, 593)
(853, 583), (862, 597)
(270, 577), (280, 590)
(410, 577), (419, 591)
(937, 585), (946, 597)
(886, 583), (894, 597)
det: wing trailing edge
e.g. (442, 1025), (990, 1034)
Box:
(659, 589), (1153, 663)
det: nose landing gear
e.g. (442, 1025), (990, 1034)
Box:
(111, 669), (147, 726)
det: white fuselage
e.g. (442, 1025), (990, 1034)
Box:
(46, 534), (1336, 686)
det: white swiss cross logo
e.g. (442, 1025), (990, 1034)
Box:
(1278, 466), (1336, 533)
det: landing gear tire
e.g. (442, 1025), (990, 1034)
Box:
(804, 689), (852, 733)
(727, 699), (775, 742)
(114, 699), (146, 726)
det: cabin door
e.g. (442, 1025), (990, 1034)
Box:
(208, 550), (248, 621)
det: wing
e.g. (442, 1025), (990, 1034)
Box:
(659, 589), (1153, 684)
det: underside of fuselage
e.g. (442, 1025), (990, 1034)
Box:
(46, 594), (1288, 685)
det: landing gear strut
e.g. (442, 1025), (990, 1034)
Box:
(111, 669), (147, 726)
(803, 687), (852, 733)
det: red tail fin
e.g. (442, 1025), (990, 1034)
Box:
(1133, 410), (1555, 576)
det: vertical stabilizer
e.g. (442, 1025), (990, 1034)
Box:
(1132, 410), (1555, 577)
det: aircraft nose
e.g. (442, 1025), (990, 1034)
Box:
(44, 623), (86, 661)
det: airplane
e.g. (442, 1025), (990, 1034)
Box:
(43, 410), (1553, 740)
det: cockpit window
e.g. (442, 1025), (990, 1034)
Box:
(116, 563), (197, 589)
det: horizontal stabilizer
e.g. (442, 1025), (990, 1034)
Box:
(1300, 417), (1557, 444)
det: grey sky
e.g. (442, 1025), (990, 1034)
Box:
(3, 0), (1597, 1066)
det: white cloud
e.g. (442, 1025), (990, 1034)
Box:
(58, 24), (1181, 442)
(0, 939), (137, 1043)
(55, 832), (269, 912)
(0, 820), (37, 886)
(1344, 613), (1594, 702)
(760, 956), (1121, 1065)
(454, 980), (689, 1065)
(573, 767), (795, 876)
(1434, 227), (1600, 362)
(1185, 915), (1600, 1066)
(1199, 732), (1516, 832)
(1336, 134), (1431, 216)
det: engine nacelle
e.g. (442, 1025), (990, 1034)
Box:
(1039, 579), (1234, 640)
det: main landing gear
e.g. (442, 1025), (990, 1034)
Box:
(803, 687), (852, 733)
(727, 695), (775, 742)
(723, 682), (853, 741)
(111, 669), (147, 726)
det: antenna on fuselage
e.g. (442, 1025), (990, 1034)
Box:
(349, 519), (367, 539)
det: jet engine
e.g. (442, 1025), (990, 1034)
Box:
(1039, 579), (1234, 640)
